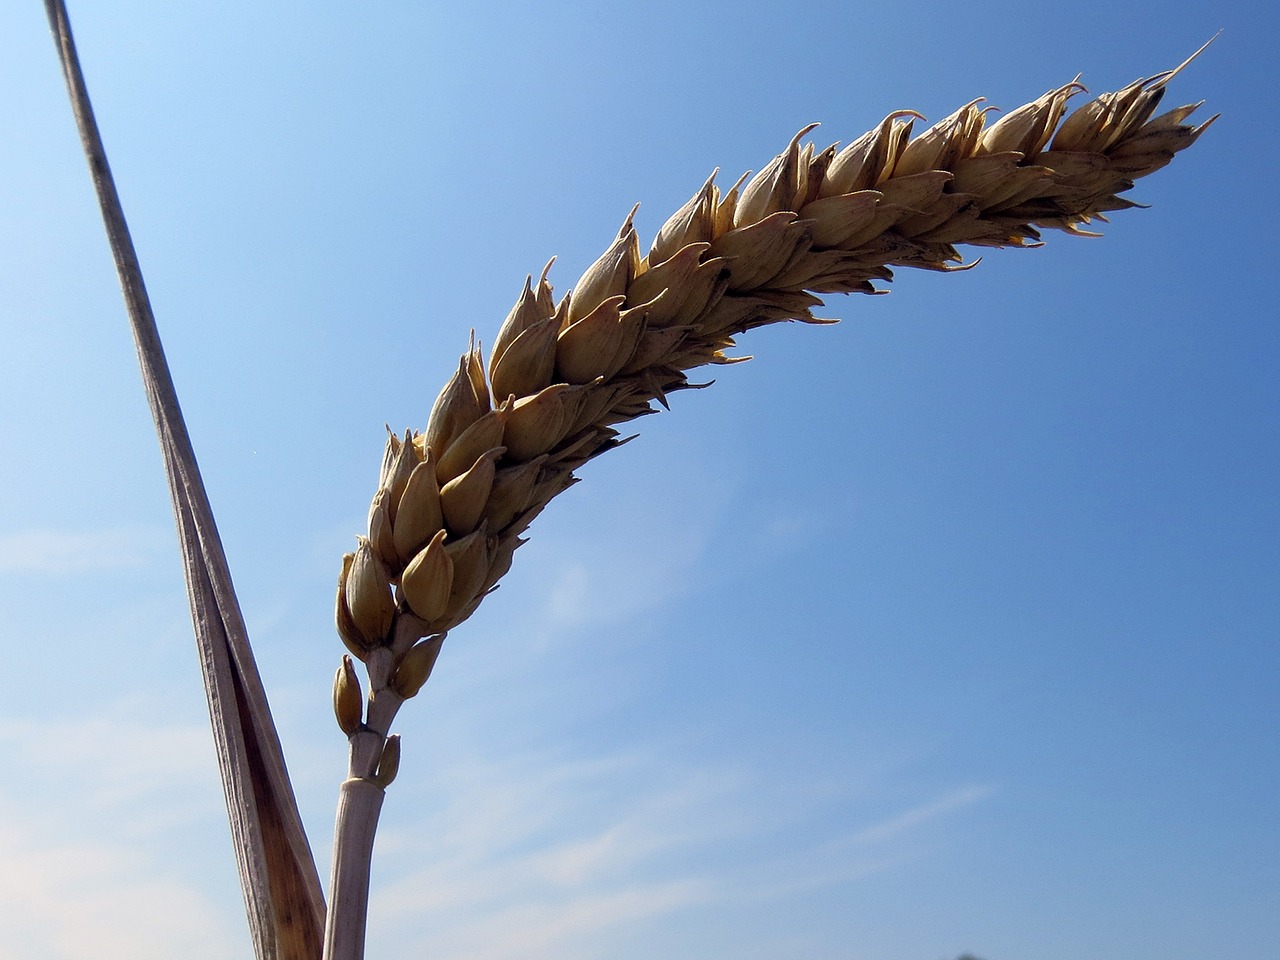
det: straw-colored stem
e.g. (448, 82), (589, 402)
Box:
(324, 633), (410, 959)
(323, 778), (386, 960)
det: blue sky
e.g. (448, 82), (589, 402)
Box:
(2, 1), (1277, 958)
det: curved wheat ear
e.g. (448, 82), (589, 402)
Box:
(334, 56), (1213, 699)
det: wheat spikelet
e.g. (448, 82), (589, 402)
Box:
(332, 52), (1213, 717)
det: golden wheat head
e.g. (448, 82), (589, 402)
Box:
(331, 49), (1214, 718)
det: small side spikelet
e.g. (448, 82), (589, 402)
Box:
(333, 656), (363, 736)
(373, 735), (401, 788)
(335, 51), (1213, 690)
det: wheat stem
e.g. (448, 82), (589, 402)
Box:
(324, 779), (385, 960)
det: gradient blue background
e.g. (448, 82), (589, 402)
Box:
(2, 2), (1276, 958)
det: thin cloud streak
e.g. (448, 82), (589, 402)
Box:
(506, 444), (735, 636)
(842, 784), (997, 850)
(364, 730), (992, 960)
(0, 709), (217, 812)
(366, 747), (751, 959)
(399, 880), (715, 960)
(0, 802), (239, 960)
(0, 527), (162, 574)
(0, 710), (240, 960)
(725, 783), (999, 904)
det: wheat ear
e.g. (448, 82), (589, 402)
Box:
(321, 51), (1213, 959)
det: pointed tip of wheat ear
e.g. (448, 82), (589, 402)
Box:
(341, 49), (1213, 664)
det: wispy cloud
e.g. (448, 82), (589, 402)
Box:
(496, 446), (736, 637)
(841, 784), (996, 849)
(0, 527), (163, 574)
(0, 705), (241, 960)
(394, 879), (714, 960)
(367, 748), (731, 960)
(723, 783), (1000, 904)
(0, 709), (220, 819)
(531, 522), (716, 633)
(363, 730), (994, 960)
(0, 808), (241, 960)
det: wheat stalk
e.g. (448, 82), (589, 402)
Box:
(322, 48), (1213, 959)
